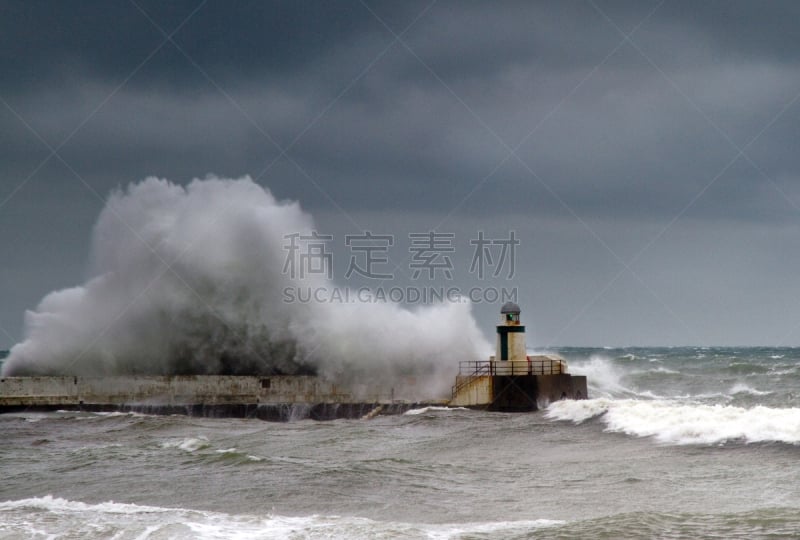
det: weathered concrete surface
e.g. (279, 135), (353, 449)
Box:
(0, 375), (318, 406)
(0, 375), (446, 420)
(449, 375), (492, 407)
(449, 374), (588, 411)
(534, 374), (588, 407)
(0, 372), (588, 419)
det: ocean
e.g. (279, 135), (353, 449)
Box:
(2, 347), (800, 539)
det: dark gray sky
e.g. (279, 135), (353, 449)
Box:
(2, 0), (800, 347)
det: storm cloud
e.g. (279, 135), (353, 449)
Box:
(2, 0), (800, 347)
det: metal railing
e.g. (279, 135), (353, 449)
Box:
(451, 359), (565, 399)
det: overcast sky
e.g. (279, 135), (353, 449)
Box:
(2, 0), (800, 348)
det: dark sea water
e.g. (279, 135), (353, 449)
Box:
(3, 347), (800, 539)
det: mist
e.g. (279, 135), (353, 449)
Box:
(1, 176), (489, 394)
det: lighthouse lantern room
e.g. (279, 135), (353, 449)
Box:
(495, 301), (527, 362)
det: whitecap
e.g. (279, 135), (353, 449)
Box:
(729, 383), (772, 396)
(161, 436), (210, 452)
(0, 496), (565, 539)
(649, 367), (680, 375)
(546, 398), (800, 445)
(0, 495), (174, 515)
(568, 356), (646, 399)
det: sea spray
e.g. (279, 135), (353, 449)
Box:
(546, 398), (800, 445)
(2, 176), (489, 395)
(567, 355), (637, 398)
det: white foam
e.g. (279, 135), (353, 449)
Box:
(161, 436), (210, 452)
(423, 519), (565, 539)
(729, 383), (772, 396)
(546, 399), (800, 445)
(94, 411), (154, 418)
(404, 406), (468, 415)
(679, 391), (731, 402)
(770, 364), (798, 375)
(631, 389), (667, 399)
(0, 495), (174, 515)
(545, 397), (616, 423)
(568, 356), (644, 399)
(0, 496), (564, 539)
(1, 412), (52, 423)
(649, 366), (680, 375)
(212, 448), (265, 462)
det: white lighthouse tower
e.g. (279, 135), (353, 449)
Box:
(496, 301), (526, 361)
(450, 301), (586, 409)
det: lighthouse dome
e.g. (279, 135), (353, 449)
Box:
(500, 301), (521, 314)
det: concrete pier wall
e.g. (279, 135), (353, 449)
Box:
(0, 375), (445, 420)
(0, 372), (588, 419)
(450, 374), (588, 411)
(0, 375), (334, 406)
(450, 375), (493, 407)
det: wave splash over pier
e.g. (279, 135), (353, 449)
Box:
(2, 176), (488, 397)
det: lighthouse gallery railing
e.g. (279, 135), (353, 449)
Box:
(451, 359), (565, 399)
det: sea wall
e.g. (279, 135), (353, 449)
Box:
(0, 375), (342, 406)
(0, 373), (587, 418)
(449, 375), (492, 407)
(0, 375), (445, 420)
(450, 373), (588, 411)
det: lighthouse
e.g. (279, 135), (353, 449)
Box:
(496, 301), (526, 361)
(450, 301), (588, 410)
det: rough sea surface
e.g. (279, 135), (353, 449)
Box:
(3, 347), (800, 539)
